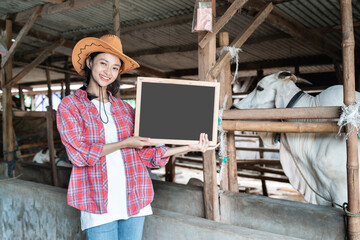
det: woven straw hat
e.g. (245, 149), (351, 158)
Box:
(72, 34), (139, 76)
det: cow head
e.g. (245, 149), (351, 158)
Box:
(232, 71), (298, 146)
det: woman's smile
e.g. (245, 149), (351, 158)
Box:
(99, 74), (111, 82)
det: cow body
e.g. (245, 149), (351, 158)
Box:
(233, 71), (360, 206)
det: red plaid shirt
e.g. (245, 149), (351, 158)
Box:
(56, 89), (169, 215)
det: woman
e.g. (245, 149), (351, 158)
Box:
(56, 34), (216, 240)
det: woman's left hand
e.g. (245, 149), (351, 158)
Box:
(188, 133), (219, 153)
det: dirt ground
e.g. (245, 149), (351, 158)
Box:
(151, 166), (306, 203)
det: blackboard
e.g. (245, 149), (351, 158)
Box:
(134, 77), (219, 145)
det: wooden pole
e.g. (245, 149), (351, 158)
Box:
(165, 155), (176, 182)
(18, 84), (25, 110)
(46, 68), (53, 109)
(259, 138), (268, 196)
(1, 19), (15, 177)
(60, 80), (64, 99)
(219, 32), (230, 191)
(46, 106), (58, 186)
(340, 0), (360, 239)
(198, 0), (219, 221)
(113, 0), (122, 99)
(64, 60), (71, 96)
(113, 0), (121, 36)
(222, 120), (342, 133)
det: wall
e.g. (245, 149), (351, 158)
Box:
(0, 178), (346, 240)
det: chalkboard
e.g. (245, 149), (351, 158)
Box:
(134, 77), (220, 145)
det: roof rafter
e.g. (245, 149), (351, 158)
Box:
(12, 0), (109, 23)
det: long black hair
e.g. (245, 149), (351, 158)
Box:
(80, 52), (121, 99)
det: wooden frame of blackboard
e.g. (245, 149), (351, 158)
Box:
(134, 77), (220, 146)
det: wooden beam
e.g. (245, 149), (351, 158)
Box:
(199, 0), (248, 48)
(222, 120), (343, 133)
(167, 55), (333, 77)
(134, 65), (167, 78)
(340, 0), (360, 238)
(6, 38), (65, 87)
(14, 0), (109, 23)
(223, 106), (341, 120)
(14, 61), (77, 75)
(1, 5), (43, 68)
(242, 0), (341, 61)
(41, 0), (65, 3)
(0, 19), (75, 55)
(210, 2), (273, 79)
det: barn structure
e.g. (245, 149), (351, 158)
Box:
(0, 0), (359, 239)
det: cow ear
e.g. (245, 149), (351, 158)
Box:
(289, 74), (297, 82)
(276, 71), (292, 80)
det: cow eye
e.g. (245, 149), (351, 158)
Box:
(256, 85), (264, 91)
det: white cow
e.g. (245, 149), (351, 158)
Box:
(233, 71), (360, 207)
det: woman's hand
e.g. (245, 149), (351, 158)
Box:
(188, 133), (219, 153)
(121, 136), (157, 149)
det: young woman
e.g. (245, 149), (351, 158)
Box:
(56, 35), (217, 240)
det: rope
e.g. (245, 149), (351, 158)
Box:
(337, 101), (360, 139)
(222, 46), (242, 84)
(343, 203), (360, 217)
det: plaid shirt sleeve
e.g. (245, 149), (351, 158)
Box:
(57, 97), (104, 167)
(137, 145), (170, 168)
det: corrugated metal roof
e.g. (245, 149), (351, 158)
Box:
(0, 0), (358, 84)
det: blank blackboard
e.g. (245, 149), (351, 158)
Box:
(134, 77), (219, 145)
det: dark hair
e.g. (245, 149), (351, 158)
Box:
(80, 52), (122, 99)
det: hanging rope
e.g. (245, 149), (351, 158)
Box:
(337, 100), (360, 139)
(222, 46), (242, 84)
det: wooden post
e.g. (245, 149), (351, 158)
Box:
(18, 84), (25, 110)
(222, 31), (238, 192)
(46, 68), (53, 109)
(219, 32), (229, 191)
(1, 19), (15, 177)
(113, 0), (121, 36)
(259, 138), (268, 196)
(46, 106), (58, 186)
(113, 0), (122, 99)
(60, 80), (64, 99)
(340, 0), (360, 239)
(165, 155), (176, 182)
(198, 0), (219, 221)
(64, 60), (71, 96)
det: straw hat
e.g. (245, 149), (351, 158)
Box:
(72, 34), (140, 76)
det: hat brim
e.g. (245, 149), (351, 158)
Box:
(72, 37), (140, 76)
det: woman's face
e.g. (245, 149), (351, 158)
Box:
(86, 53), (121, 87)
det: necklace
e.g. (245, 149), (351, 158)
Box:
(98, 87), (109, 124)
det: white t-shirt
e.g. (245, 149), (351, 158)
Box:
(81, 99), (152, 231)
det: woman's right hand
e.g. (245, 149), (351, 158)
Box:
(121, 136), (157, 149)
